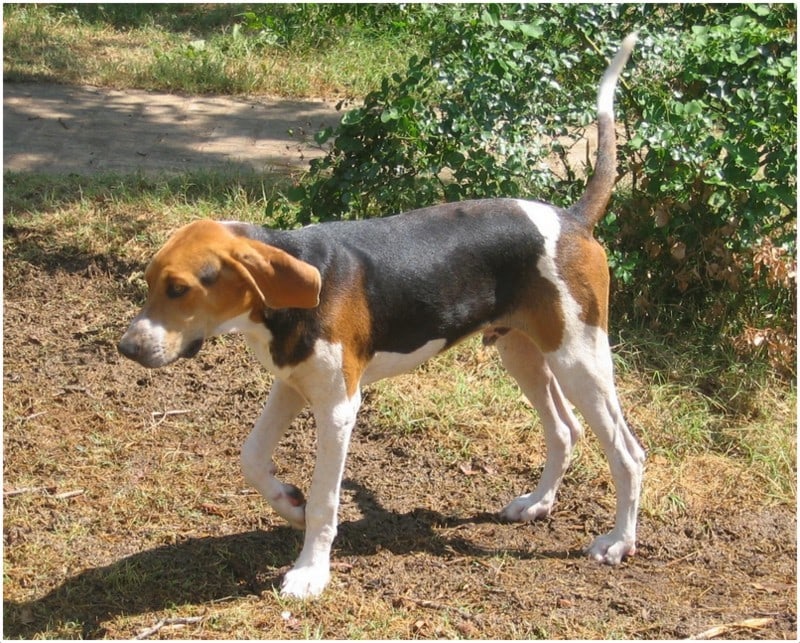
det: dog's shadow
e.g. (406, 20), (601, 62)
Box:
(3, 480), (571, 638)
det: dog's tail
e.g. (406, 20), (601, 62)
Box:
(568, 33), (637, 229)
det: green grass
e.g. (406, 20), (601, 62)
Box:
(3, 170), (292, 246)
(3, 3), (424, 97)
(3, 170), (287, 214)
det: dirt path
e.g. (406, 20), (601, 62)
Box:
(4, 82), (342, 175)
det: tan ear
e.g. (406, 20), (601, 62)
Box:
(228, 239), (321, 309)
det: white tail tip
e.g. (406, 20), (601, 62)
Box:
(597, 32), (638, 116)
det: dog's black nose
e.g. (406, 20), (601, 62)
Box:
(118, 336), (140, 360)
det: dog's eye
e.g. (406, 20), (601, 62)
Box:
(166, 282), (190, 299)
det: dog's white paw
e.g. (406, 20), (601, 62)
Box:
(499, 494), (553, 522)
(280, 565), (331, 600)
(585, 532), (635, 565)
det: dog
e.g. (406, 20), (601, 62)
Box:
(119, 34), (643, 599)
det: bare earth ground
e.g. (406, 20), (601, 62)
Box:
(4, 83), (340, 175)
(3, 84), (797, 639)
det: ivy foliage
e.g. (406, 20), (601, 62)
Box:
(284, 4), (795, 371)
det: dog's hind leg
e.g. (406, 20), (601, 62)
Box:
(241, 380), (308, 529)
(495, 330), (584, 522)
(546, 326), (645, 564)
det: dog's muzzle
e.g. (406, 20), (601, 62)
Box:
(118, 323), (204, 368)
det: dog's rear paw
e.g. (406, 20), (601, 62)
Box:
(585, 532), (635, 565)
(280, 565), (330, 599)
(499, 494), (553, 522)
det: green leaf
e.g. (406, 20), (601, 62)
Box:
(481, 10), (499, 27)
(707, 190), (729, 210)
(380, 107), (399, 123)
(341, 108), (366, 126)
(396, 95), (416, 112)
(628, 134), (647, 150)
(519, 21), (545, 38)
(335, 135), (363, 153)
(674, 100), (705, 117)
(729, 15), (751, 30)
(748, 3), (771, 16)
(286, 185), (306, 202)
(444, 150), (465, 168)
(314, 127), (333, 145)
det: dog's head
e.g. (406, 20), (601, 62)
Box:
(118, 220), (321, 368)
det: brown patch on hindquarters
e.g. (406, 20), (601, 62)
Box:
(513, 273), (566, 353)
(493, 226), (608, 354)
(556, 229), (609, 330)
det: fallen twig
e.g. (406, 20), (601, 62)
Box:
(52, 489), (85, 500)
(688, 617), (774, 639)
(150, 409), (191, 429)
(392, 594), (473, 620)
(150, 409), (190, 429)
(151, 409), (191, 419)
(3, 487), (85, 500)
(4, 486), (52, 497)
(661, 549), (701, 568)
(135, 615), (205, 640)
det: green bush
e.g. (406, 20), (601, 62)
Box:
(288, 4), (795, 373)
(613, 6), (795, 375)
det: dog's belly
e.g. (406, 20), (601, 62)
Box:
(361, 339), (446, 385)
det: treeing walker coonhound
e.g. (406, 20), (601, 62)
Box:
(119, 34), (644, 599)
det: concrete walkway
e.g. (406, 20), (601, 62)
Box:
(3, 83), (342, 175)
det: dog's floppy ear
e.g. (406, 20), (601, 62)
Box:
(228, 239), (321, 309)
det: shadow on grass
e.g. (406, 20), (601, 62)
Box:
(4, 480), (577, 639)
(3, 529), (298, 639)
(338, 479), (578, 561)
(64, 3), (250, 33)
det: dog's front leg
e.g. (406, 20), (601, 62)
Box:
(241, 380), (308, 528)
(280, 387), (361, 599)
